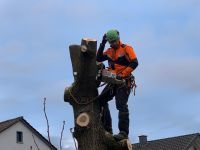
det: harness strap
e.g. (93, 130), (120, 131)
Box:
(131, 76), (137, 96)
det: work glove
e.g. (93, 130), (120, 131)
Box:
(116, 75), (123, 80)
(102, 34), (107, 45)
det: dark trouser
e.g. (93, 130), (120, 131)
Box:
(99, 84), (130, 135)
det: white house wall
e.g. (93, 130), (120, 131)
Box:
(0, 122), (52, 150)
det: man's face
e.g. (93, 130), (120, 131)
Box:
(109, 39), (120, 49)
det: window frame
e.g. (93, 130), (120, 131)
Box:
(16, 131), (23, 144)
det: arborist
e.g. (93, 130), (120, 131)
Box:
(96, 29), (138, 140)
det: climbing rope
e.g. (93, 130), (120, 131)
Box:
(68, 84), (113, 105)
(68, 88), (98, 105)
(68, 75), (136, 106)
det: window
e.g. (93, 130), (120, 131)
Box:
(16, 131), (23, 143)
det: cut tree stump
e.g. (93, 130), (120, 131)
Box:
(64, 38), (132, 150)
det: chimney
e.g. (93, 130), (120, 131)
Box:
(139, 135), (147, 144)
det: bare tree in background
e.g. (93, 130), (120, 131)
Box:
(60, 121), (66, 150)
(32, 133), (40, 150)
(43, 97), (65, 150)
(43, 97), (51, 146)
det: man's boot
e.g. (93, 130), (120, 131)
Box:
(114, 111), (129, 141)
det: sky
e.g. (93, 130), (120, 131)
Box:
(0, 0), (200, 149)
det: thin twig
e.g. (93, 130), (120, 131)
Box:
(32, 133), (40, 150)
(60, 121), (66, 150)
(43, 97), (52, 149)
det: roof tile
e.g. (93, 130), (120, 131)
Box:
(134, 133), (199, 150)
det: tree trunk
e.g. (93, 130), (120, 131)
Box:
(64, 38), (132, 150)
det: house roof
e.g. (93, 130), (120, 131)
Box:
(0, 116), (22, 133)
(0, 116), (57, 150)
(133, 133), (200, 150)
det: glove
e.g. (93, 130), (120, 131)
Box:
(116, 75), (123, 80)
(102, 34), (107, 45)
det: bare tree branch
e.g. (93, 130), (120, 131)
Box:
(43, 97), (52, 149)
(60, 121), (66, 150)
(32, 133), (40, 150)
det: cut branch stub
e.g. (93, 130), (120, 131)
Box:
(76, 112), (90, 127)
(81, 38), (97, 57)
(64, 87), (70, 102)
(119, 139), (133, 150)
(64, 86), (75, 105)
(104, 132), (133, 150)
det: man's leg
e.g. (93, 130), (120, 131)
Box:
(101, 103), (113, 134)
(98, 84), (115, 133)
(114, 86), (130, 140)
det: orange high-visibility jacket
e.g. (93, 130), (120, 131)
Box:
(97, 41), (138, 77)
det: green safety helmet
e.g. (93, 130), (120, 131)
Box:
(106, 29), (119, 42)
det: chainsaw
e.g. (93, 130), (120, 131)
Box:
(96, 63), (125, 85)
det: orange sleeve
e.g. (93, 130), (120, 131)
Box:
(125, 46), (137, 61)
(121, 46), (137, 77)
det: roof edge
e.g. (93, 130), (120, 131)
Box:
(134, 133), (200, 145)
(20, 118), (57, 150)
(0, 116), (57, 150)
(0, 116), (23, 134)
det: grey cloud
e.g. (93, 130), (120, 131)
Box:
(150, 59), (200, 94)
(131, 90), (200, 142)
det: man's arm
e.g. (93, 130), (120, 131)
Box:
(96, 34), (108, 62)
(121, 46), (138, 77)
(96, 43), (108, 62)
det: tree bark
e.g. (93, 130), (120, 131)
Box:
(64, 38), (132, 150)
